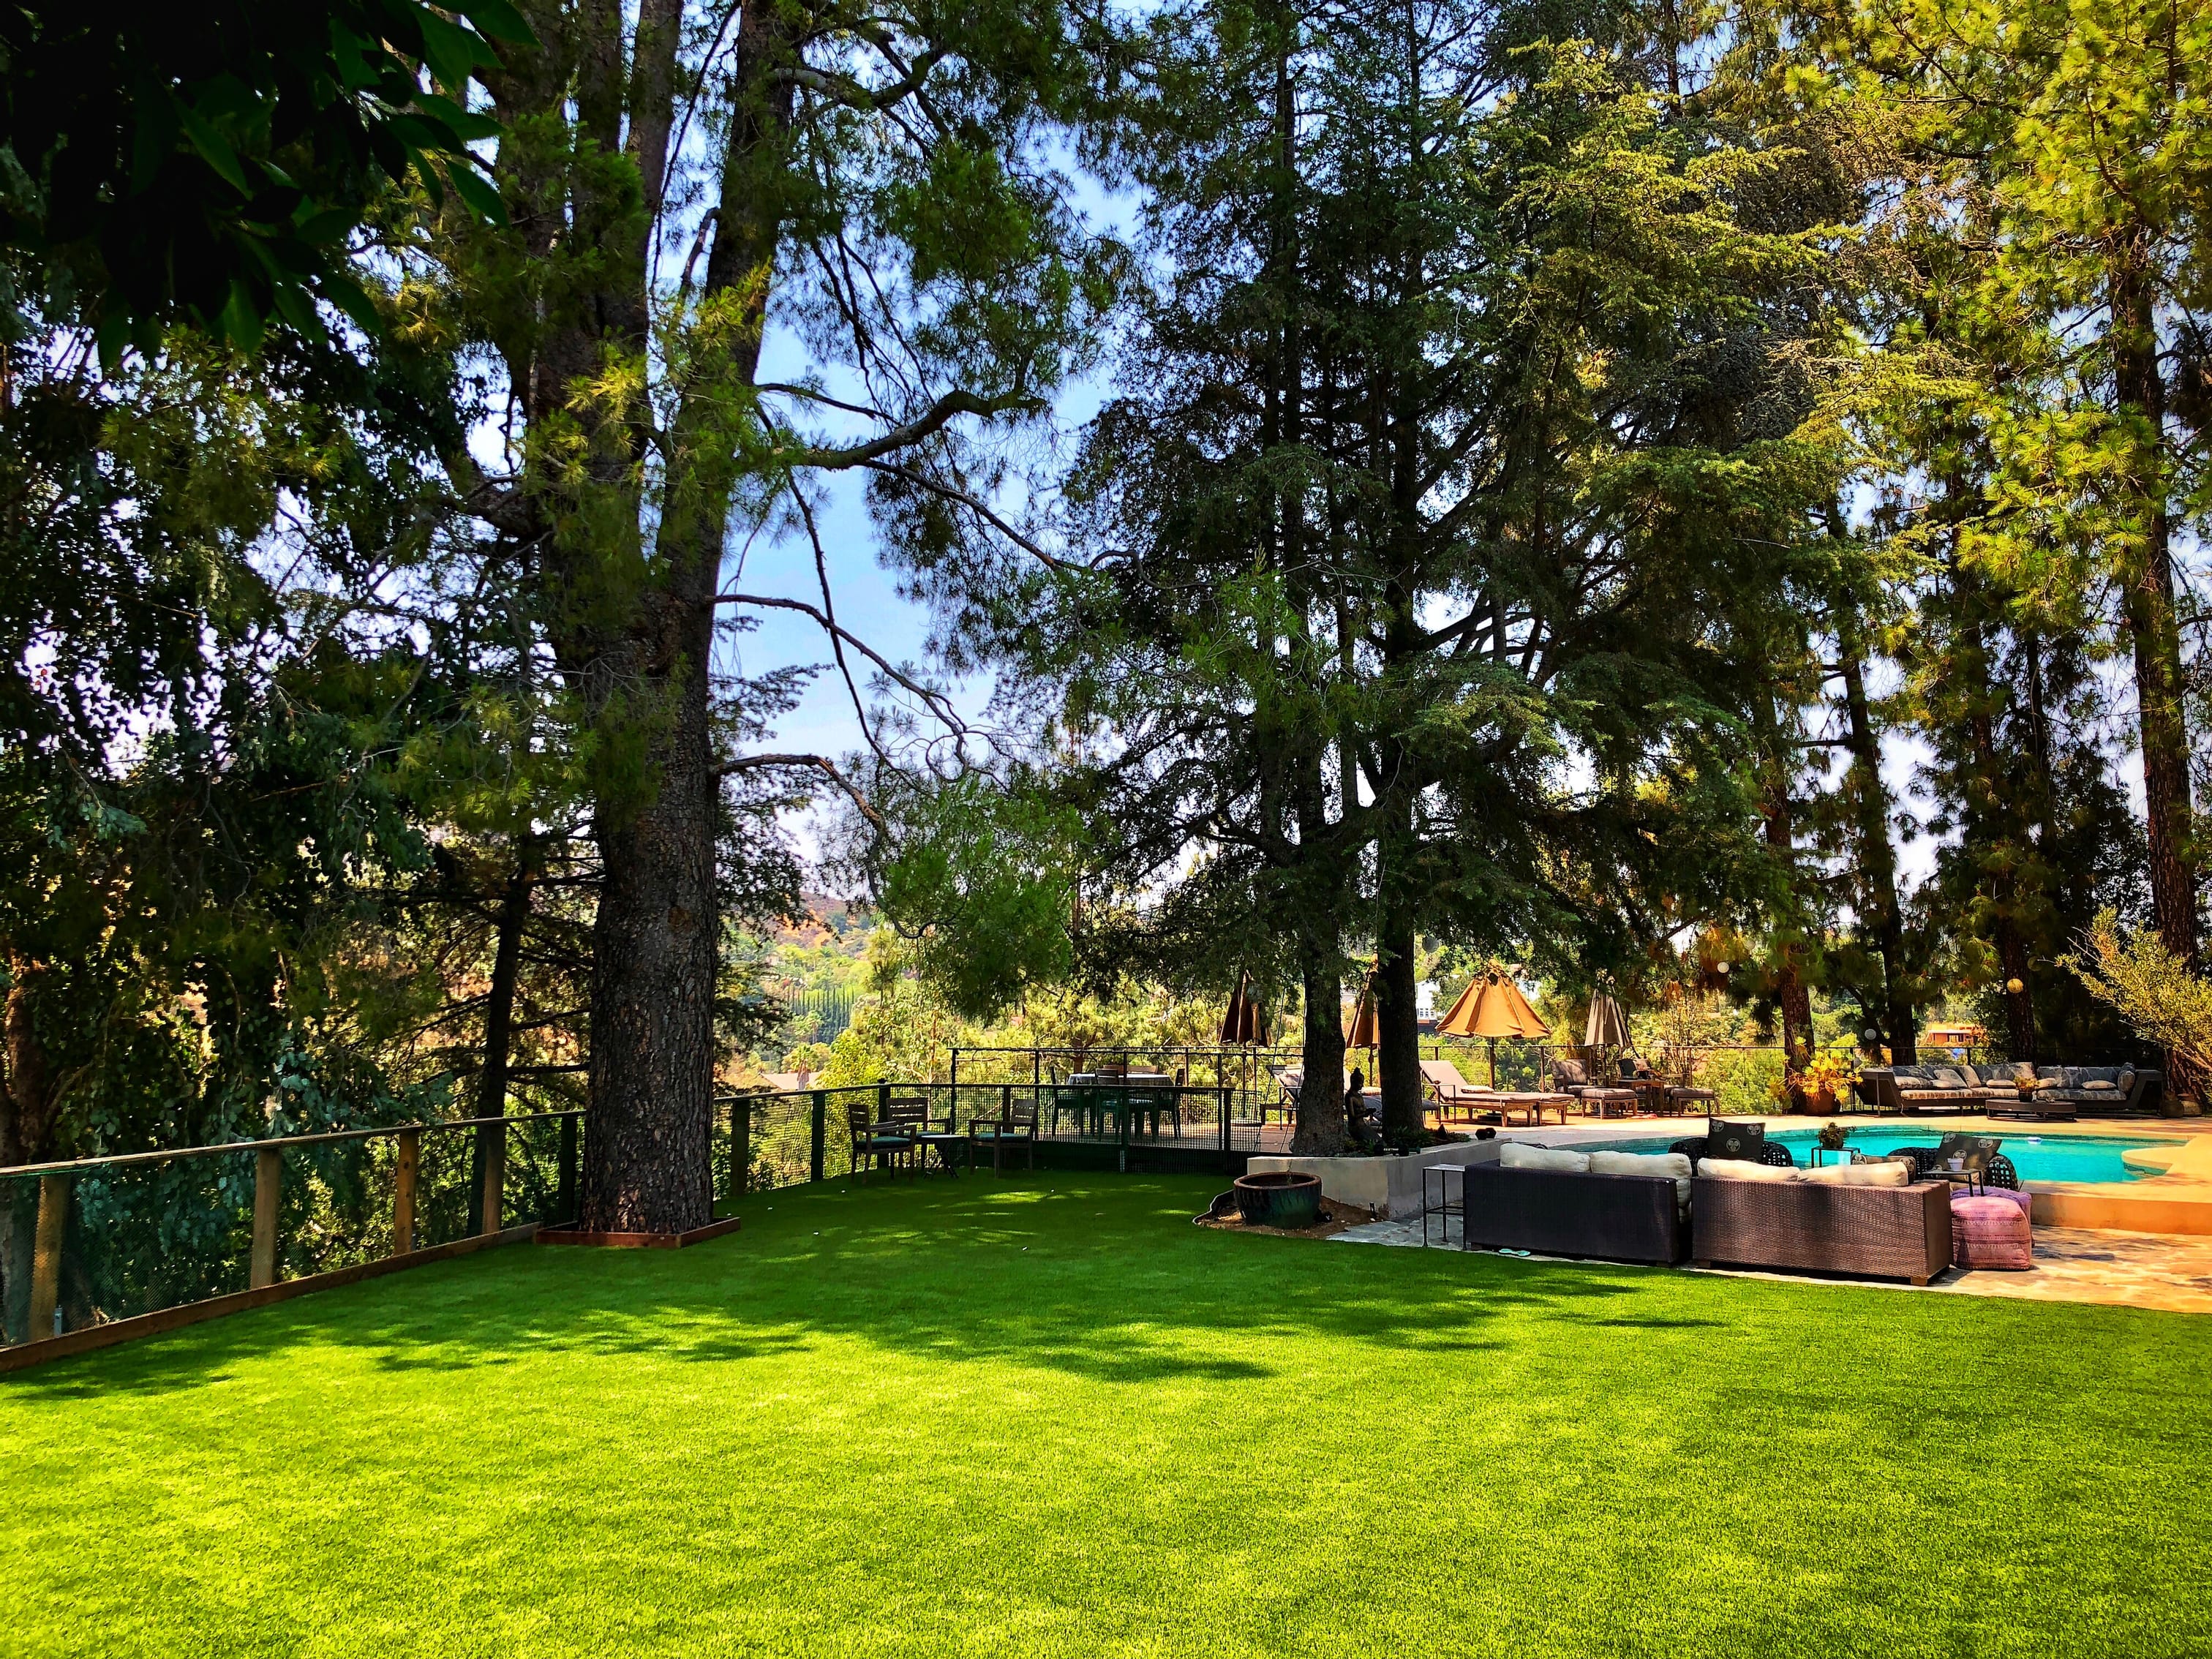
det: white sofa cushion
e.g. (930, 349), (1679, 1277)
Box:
(1699, 1157), (1799, 1184)
(1499, 1143), (1590, 1174)
(1587, 1149), (1693, 1208)
(1802, 1159), (1911, 1187)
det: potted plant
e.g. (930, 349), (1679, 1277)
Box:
(1787, 1051), (1860, 1114)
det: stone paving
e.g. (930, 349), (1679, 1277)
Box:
(1333, 1212), (2212, 1314)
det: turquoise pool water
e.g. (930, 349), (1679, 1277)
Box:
(1581, 1129), (2183, 1185)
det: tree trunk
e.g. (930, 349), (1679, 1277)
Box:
(2111, 257), (2199, 967)
(1758, 797), (1814, 1072)
(1837, 643), (1916, 1062)
(1960, 630), (2038, 1062)
(489, 0), (794, 1233)
(1372, 743), (1423, 1143)
(1, 958), (60, 1343)
(1293, 919), (1349, 1155)
(582, 647), (718, 1233)
(1750, 683), (1813, 1072)
(470, 848), (537, 1231)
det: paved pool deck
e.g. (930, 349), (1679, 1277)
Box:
(1342, 1210), (2212, 1315)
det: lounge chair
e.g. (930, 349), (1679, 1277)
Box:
(1420, 1058), (1494, 1116)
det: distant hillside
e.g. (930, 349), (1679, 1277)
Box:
(774, 893), (874, 952)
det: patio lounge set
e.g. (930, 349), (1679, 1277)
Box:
(1430, 1121), (2034, 1284)
(1859, 1062), (2164, 1120)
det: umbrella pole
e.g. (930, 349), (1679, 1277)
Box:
(1488, 1037), (1497, 1088)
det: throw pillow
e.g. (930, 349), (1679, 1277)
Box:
(1698, 1157), (1799, 1184)
(2117, 1068), (2137, 1093)
(1930, 1066), (1971, 1089)
(1499, 1143), (1591, 1174)
(1705, 1118), (1766, 1161)
(1587, 1150), (1693, 1210)
(2082, 1080), (2118, 1091)
(1802, 1159), (1911, 1187)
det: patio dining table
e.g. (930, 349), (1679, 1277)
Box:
(1061, 1072), (1177, 1137)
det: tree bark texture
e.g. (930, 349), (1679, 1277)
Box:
(2111, 259), (2200, 967)
(1, 958), (64, 1342)
(1373, 824), (1426, 1146)
(1837, 647), (1916, 1063)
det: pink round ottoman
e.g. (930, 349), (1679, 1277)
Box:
(1951, 1191), (2034, 1270)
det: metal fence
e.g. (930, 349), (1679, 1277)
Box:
(1, 1110), (579, 1350)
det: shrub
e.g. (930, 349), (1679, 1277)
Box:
(2065, 909), (2212, 1099)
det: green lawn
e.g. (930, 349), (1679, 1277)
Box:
(5, 1175), (2208, 1658)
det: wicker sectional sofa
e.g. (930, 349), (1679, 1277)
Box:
(1858, 1063), (2025, 1113)
(1458, 1162), (1686, 1265)
(2010, 1064), (2164, 1118)
(1691, 1175), (1953, 1285)
(1459, 1137), (1955, 1284)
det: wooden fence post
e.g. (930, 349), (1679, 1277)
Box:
(810, 1091), (827, 1183)
(250, 1148), (282, 1290)
(392, 1130), (419, 1256)
(480, 1117), (505, 1236)
(29, 1175), (67, 1340)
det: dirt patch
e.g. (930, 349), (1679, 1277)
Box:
(1193, 1196), (1375, 1238)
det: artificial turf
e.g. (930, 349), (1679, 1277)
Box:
(4, 1174), (2208, 1658)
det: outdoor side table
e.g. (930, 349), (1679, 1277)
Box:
(914, 1130), (968, 1175)
(1423, 1164), (1470, 1248)
(1922, 1166), (1987, 1196)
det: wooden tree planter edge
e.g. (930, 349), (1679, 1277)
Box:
(535, 1216), (744, 1249)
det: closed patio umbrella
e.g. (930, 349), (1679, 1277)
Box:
(1218, 971), (1268, 1045)
(1437, 972), (1551, 1086)
(1345, 977), (1379, 1052)
(1584, 991), (1630, 1052)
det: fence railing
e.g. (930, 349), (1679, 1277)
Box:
(1, 1110), (580, 1350)
(715, 1079), (1279, 1194)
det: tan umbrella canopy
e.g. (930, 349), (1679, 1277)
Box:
(1437, 972), (1551, 1086)
(1218, 971), (1269, 1045)
(1584, 991), (1631, 1051)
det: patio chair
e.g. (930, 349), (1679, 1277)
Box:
(848, 1102), (915, 1183)
(1884, 1135), (2020, 1191)
(968, 1097), (1039, 1174)
(884, 1094), (966, 1175)
(1669, 1128), (1794, 1171)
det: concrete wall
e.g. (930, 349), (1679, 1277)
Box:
(1246, 1140), (1502, 1219)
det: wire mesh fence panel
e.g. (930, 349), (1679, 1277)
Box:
(0, 1114), (581, 1350)
(504, 1115), (573, 1227)
(412, 1124), (481, 1251)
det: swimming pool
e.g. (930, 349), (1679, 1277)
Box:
(1580, 1129), (2186, 1185)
